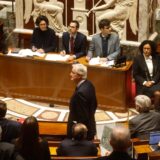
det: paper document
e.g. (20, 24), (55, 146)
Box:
(89, 57), (101, 65)
(7, 49), (45, 57)
(45, 54), (70, 61)
(101, 60), (114, 67)
(89, 57), (114, 67)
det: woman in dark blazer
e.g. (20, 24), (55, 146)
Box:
(133, 40), (160, 97)
(14, 116), (50, 160)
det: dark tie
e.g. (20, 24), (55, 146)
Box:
(70, 36), (74, 54)
(102, 37), (108, 57)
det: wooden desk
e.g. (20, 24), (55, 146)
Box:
(134, 144), (152, 160)
(0, 54), (132, 111)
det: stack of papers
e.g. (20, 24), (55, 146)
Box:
(8, 49), (45, 57)
(45, 54), (70, 61)
(89, 57), (114, 67)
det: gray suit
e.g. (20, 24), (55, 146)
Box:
(129, 110), (160, 140)
(87, 32), (120, 60)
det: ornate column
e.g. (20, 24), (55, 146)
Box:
(138, 0), (150, 41)
(71, 0), (88, 35)
(15, 0), (23, 29)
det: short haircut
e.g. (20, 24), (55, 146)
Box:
(98, 19), (110, 29)
(139, 40), (157, 56)
(135, 95), (151, 112)
(72, 123), (88, 140)
(70, 20), (80, 29)
(0, 100), (7, 118)
(72, 63), (87, 79)
(110, 126), (131, 151)
(35, 15), (49, 26)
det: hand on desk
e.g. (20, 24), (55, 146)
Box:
(86, 56), (91, 62)
(67, 55), (76, 61)
(60, 50), (66, 56)
(37, 49), (45, 53)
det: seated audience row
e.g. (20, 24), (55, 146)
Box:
(3, 95), (160, 159)
(31, 15), (121, 61)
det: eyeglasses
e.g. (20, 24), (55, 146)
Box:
(69, 26), (76, 28)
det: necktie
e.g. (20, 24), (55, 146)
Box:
(102, 37), (108, 57)
(70, 36), (74, 54)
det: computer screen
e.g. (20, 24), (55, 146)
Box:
(149, 131), (160, 145)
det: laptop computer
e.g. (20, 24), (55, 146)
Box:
(149, 131), (160, 151)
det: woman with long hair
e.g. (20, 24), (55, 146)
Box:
(14, 116), (50, 160)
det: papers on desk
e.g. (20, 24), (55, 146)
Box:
(89, 57), (114, 67)
(89, 57), (101, 65)
(45, 54), (70, 61)
(7, 49), (45, 57)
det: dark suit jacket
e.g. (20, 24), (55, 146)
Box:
(133, 54), (160, 97)
(129, 110), (160, 140)
(97, 151), (134, 160)
(61, 32), (87, 58)
(0, 142), (15, 160)
(0, 118), (21, 143)
(67, 80), (97, 140)
(56, 138), (98, 156)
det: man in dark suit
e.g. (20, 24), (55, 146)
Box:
(57, 123), (98, 156)
(60, 20), (87, 60)
(0, 100), (21, 143)
(129, 95), (160, 140)
(133, 40), (160, 97)
(97, 126), (134, 160)
(67, 63), (97, 140)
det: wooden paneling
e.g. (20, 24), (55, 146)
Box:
(0, 54), (132, 111)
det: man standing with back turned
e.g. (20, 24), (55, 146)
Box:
(67, 63), (97, 140)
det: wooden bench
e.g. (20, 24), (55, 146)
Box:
(148, 151), (160, 160)
(38, 121), (101, 156)
(38, 121), (67, 140)
(51, 156), (98, 160)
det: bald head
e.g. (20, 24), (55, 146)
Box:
(72, 123), (88, 140)
(110, 126), (131, 151)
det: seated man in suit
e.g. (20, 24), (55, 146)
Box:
(97, 126), (134, 160)
(86, 19), (120, 61)
(60, 20), (87, 61)
(129, 95), (160, 140)
(56, 123), (98, 156)
(0, 100), (21, 143)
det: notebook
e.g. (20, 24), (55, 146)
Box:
(149, 131), (160, 151)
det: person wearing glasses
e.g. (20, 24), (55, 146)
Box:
(86, 19), (120, 61)
(60, 20), (87, 61)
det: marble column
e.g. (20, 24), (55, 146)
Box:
(15, 0), (23, 29)
(71, 0), (88, 35)
(138, 0), (150, 41)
